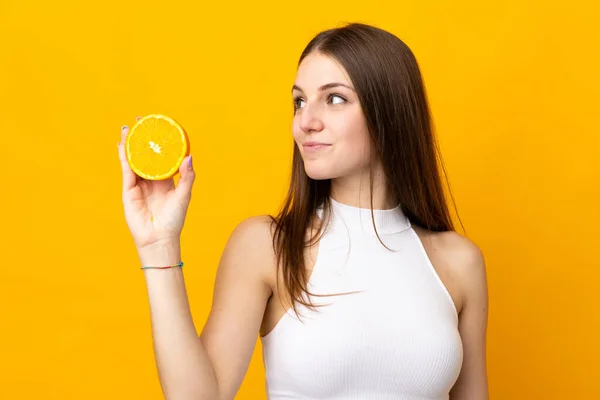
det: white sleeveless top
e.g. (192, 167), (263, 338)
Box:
(261, 198), (463, 399)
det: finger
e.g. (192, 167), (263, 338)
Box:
(120, 123), (129, 144)
(118, 125), (137, 191)
(175, 155), (195, 204)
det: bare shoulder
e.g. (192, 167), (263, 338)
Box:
(413, 226), (487, 313)
(228, 215), (275, 247)
(414, 226), (485, 274)
(220, 215), (277, 283)
(436, 231), (485, 274)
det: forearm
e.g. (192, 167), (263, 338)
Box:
(141, 244), (219, 400)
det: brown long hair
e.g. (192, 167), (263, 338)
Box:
(270, 22), (461, 314)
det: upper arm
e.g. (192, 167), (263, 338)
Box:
(446, 234), (489, 400)
(199, 215), (275, 400)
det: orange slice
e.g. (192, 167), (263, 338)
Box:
(125, 114), (190, 180)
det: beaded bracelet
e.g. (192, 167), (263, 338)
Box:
(141, 262), (184, 270)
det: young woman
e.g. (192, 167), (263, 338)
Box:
(118, 22), (489, 400)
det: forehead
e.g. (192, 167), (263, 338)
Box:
(294, 52), (352, 89)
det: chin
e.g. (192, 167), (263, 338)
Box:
(306, 172), (332, 181)
(304, 165), (337, 181)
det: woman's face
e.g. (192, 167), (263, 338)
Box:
(292, 52), (372, 181)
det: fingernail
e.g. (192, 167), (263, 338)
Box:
(121, 125), (128, 131)
(188, 155), (193, 169)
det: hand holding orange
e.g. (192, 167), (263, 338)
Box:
(118, 114), (195, 257)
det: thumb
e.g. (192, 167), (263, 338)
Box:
(175, 155), (195, 203)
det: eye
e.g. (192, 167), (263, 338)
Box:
(328, 93), (347, 105)
(293, 97), (306, 111)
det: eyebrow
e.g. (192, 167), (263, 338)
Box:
(292, 82), (356, 93)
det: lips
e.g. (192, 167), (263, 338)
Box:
(302, 142), (331, 154)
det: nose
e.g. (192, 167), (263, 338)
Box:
(298, 102), (324, 133)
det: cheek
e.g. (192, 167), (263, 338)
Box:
(343, 135), (371, 167)
(337, 119), (371, 161)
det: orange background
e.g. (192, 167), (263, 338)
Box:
(1, 0), (599, 399)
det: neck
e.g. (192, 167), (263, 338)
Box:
(330, 165), (397, 210)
